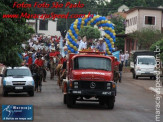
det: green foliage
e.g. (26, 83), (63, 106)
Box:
(27, 0), (110, 37)
(0, 0), (34, 67)
(109, 15), (125, 51)
(109, 0), (163, 13)
(150, 39), (163, 61)
(79, 26), (100, 40)
(129, 28), (163, 50)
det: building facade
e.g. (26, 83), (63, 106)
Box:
(26, 19), (61, 37)
(125, 7), (163, 54)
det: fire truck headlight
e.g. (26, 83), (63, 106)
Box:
(74, 82), (78, 89)
(107, 83), (111, 86)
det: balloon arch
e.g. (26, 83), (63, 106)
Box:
(66, 14), (116, 55)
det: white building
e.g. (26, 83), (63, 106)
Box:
(125, 7), (163, 34)
(118, 5), (129, 12)
(26, 19), (61, 36)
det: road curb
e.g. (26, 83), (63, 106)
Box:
(149, 87), (163, 96)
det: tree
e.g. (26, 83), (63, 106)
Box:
(0, 0), (34, 67)
(108, 14), (126, 51)
(129, 28), (163, 50)
(79, 26), (100, 40)
(150, 38), (163, 61)
(51, 0), (110, 37)
(109, 0), (163, 13)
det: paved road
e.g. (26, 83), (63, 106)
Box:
(0, 72), (162, 122)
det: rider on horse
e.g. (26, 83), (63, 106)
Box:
(49, 48), (59, 80)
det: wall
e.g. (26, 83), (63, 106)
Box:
(37, 20), (61, 36)
(125, 10), (139, 34)
(138, 9), (162, 31)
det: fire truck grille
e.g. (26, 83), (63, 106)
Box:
(79, 81), (106, 90)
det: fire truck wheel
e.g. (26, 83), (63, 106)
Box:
(99, 98), (105, 105)
(63, 94), (67, 104)
(106, 96), (115, 109)
(66, 95), (75, 108)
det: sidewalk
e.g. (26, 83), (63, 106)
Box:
(123, 72), (163, 96)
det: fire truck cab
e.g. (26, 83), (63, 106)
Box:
(62, 50), (117, 109)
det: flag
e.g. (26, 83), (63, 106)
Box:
(112, 51), (120, 61)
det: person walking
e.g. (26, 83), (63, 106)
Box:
(119, 62), (123, 83)
(124, 51), (129, 67)
(120, 52), (125, 66)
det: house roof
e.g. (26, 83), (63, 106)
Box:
(107, 12), (127, 19)
(126, 7), (163, 14)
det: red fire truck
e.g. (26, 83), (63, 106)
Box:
(62, 50), (117, 109)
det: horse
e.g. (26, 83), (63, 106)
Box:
(49, 57), (58, 80)
(30, 64), (43, 92)
(55, 64), (63, 86)
(34, 67), (43, 92)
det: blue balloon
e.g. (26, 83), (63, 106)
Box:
(78, 18), (82, 22)
(72, 41), (75, 45)
(74, 34), (78, 38)
(84, 19), (88, 25)
(109, 43), (111, 47)
(70, 27), (73, 30)
(113, 39), (116, 42)
(107, 40), (110, 44)
(103, 17), (106, 20)
(72, 30), (75, 34)
(71, 49), (74, 53)
(69, 38), (72, 41)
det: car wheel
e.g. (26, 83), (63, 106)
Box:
(28, 91), (34, 96)
(150, 76), (154, 80)
(136, 76), (138, 79)
(133, 73), (135, 79)
(99, 98), (105, 106)
(63, 94), (67, 104)
(3, 90), (8, 97)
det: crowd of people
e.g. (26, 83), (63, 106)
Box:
(19, 34), (129, 85)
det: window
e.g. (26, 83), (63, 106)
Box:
(39, 20), (48, 30)
(145, 16), (155, 25)
(6, 69), (32, 76)
(138, 57), (156, 65)
(74, 57), (111, 71)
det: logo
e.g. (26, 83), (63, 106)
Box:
(2, 105), (33, 121)
(90, 82), (96, 89)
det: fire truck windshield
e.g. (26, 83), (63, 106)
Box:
(74, 57), (111, 71)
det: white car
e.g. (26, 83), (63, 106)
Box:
(134, 56), (157, 79)
(0, 66), (35, 96)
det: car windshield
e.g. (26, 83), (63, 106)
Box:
(6, 69), (32, 76)
(74, 57), (111, 71)
(138, 57), (156, 65)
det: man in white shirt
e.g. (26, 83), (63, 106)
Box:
(125, 51), (129, 67)
(32, 35), (38, 42)
(49, 43), (55, 52)
(77, 36), (82, 45)
(78, 36), (87, 51)
(32, 41), (40, 51)
(28, 39), (33, 48)
(120, 52), (125, 66)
